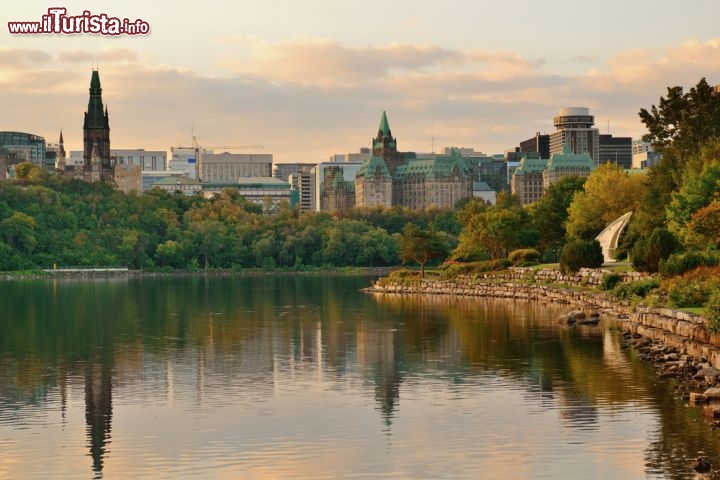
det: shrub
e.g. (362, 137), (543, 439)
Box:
(631, 228), (681, 273)
(508, 248), (541, 266)
(665, 266), (720, 308)
(442, 259), (511, 277)
(560, 239), (603, 274)
(613, 278), (661, 300)
(659, 250), (720, 277)
(705, 291), (720, 334)
(600, 272), (622, 291)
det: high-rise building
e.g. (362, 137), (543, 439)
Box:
(548, 107), (599, 164)
(598, 134), (632, 169)
(289, 170), (317, 212)
(83, 70), (112, 182)
(519, 132), (550, 160)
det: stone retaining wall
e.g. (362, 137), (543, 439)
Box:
(367, 273), (720, 366)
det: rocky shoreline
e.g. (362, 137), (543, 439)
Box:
(365, 269), (720, 425)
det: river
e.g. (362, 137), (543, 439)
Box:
(1, 275), (718, 479)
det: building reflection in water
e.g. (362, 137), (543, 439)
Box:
(85, 361), (113, 478)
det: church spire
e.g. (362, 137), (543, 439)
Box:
(378, 111), (391, 138)
(85, 70), (106, 129)
(83, 69), (111, 181)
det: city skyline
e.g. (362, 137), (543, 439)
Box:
(2, 0), (720, 162)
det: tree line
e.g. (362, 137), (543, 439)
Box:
(2, 78), (719, 275)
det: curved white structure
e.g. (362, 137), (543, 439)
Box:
(595, 211), (633, 263)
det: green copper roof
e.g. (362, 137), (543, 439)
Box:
(356, 155), (391, 178)
(85, 70), (107, 129)
(394, 151), (470, 180)
(90, 70), (101, 95)
(546, 142), (595, 172)
(378, 111), (391, 138)
(513, 156), (547, 175)
(153, 175), (201, 186)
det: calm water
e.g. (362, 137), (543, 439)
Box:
(1, 275), (719, 479)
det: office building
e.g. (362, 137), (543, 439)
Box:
(548, 107), (600, 164)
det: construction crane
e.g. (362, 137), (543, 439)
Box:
(171, 135), (264, 181)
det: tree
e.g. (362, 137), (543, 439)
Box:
(688, 200), (720, 248)
(566, 163), (645, 240)
(639, 78), (720, 159)
(631, 228), (681, 273)
(400, 224), (450, 277)
(529, 176), (586, 252)
(560, 239), (603, 274)
(454, 206), (538, 261)
(0, 211), (37, 253)
(666, 159), (720, 246)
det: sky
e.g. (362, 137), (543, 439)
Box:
(2, 0), (720, 162)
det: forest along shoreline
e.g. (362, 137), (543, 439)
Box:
(364, 266), (720, 423)
(0, 266), (395, 281)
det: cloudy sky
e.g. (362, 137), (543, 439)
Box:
(2, 0), (720, 162)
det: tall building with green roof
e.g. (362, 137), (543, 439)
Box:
(510, 155), (548, 204)
(355, 155), (393, 207)
(511, 142), (595, 205)
(543, 142), (595, 190)
(356, 113), (473, 210)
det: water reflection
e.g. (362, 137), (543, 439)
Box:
(0, 276), (719, 479)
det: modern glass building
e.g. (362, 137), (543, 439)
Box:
(314, 161), (363, 212)
(0, 131), (46, 165)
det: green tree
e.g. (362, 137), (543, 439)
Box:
(529, 176), (586, 252)
(639, 77), (720, 159)
(566, 163), (645, 240)
(400, 224), (450, 277)
(454, 205), (538, 261)
(0, 211), (37, 253)
(155, 240), (185, 269)
(666, 160), (720, 246)
(631, 227), (681, 273)
(560, 239), (603, 273)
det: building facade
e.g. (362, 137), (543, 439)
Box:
(354, 112), (473, 210)
(598, 134), (632, 169)
(510, 156), (548, 204)
(355, 155), (393, 208)
(203, 177), (296, 213)
(151, 175), (202, 196)
(82, 70), (112, 182)
(0, 131), (46, 167)
(288, 171), (317, 212)
(112, 149), (168, 171)
(315, 161), (363, 212)
(543, 143), (595, 190)
(114, 164), (142, 194)
(548, 107), (599, 164)
(511, 143), (595, 205)
(201, 152), (272, 182)
(393, 151), (472, 209)
(519, 132), (550, 160)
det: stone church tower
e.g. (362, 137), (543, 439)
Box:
(83, 70), (112, 182)
(372, 111), (408, 175)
